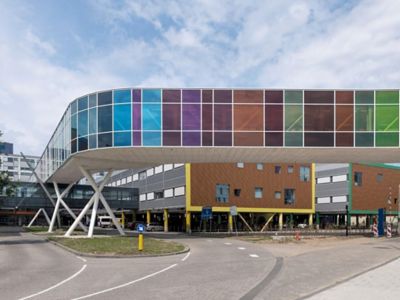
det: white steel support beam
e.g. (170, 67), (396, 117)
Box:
(28, 208), (51, 227)
(65, 194), (96, 237)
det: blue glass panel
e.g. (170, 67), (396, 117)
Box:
(89, 134), (97, 149)
(114, 132), (131, 146)
(142, 103), (161, 130)
(114, 89), (131, 104)
(98, 91), (112, 106)
(143, 89), (161, 103)
(89, 108), (97, 134)
(89, 94), (97, 108)
(78, 137), (88, 151)
(98, 105), (112, 132)
(71, 100), (78, 115)
(78, 96), (88, 111)
(98, 133), (112, 148)
(71, 114), (77, 140)
(143, 131), (161, 146)
(114, 104), (131, 131)
(78, 110), (88, 137)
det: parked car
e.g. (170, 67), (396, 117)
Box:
(98, 216), (112, 228)
(297, 223), (308, 229)
(146, 223), (164, 232)
(126, 221), (145, 231)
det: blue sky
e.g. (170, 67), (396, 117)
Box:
(1, 0), (400, 155)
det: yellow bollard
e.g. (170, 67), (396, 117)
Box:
(138, 233), (144, 251)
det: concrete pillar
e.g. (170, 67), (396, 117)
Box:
(279, 213), (283, 231)
(186, 211), (191, 233)
(316, 212), (320, 230)
(228, 213), (233, 232)
(337, 215), (340, 226)
(163, 209), (168, 232)
(308, 214), (313, 226)
(146, 210), (151, 225)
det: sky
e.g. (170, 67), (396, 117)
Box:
(1, 0), (400, 156)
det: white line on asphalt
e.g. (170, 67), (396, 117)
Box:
(238, 247), (246, 250)
(76, 256), (87, 262)
(72, 264), (178, 300)
(18, 264), (87, 300)
(181, 251), (191, 262)
(249, 254), (259, 258)
(224, 242), (232, 245)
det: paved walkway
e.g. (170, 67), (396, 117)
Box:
(307, 258), (400, 300)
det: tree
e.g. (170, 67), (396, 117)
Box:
(0, 130), (15, 196)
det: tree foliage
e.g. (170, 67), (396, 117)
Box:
(0, 130), (15, 196)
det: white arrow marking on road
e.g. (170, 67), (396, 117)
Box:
(238, 247), (246, 250)
(249, 254), (259, 258)
(224, 242), (232, 245)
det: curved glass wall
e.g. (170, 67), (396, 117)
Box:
(35, 89), (400, 181)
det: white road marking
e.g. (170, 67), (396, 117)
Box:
(238, 247), (246, 250)
(19, 264), (87, 300)
(249, 254), (259, 258)
(224, 242), (232, 245)
(72, 264), (178, 300)
(181, 251), (191, 262)
(76, 256), (87, 262)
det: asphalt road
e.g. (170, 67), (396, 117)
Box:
(1, 227), (400, 300)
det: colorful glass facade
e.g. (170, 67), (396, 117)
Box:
(36, 89), (400, 181)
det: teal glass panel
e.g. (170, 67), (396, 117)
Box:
(89, 94), (97, 108)
(71, 100), (78, 115)
(143, 103), (161, 130)
(78, 110), (88, 137)
(78, 96), (88, 111)
(355, 132), (373, 147)
(88, 134), (97, 149)
(89, 108), (97, 134)
(285, 105), (303, 131)
(355, 91), (374, 104)
(376, 90), (398, 104)
(143, 89), (161, 103)
(285, 90), (303, 104)
(376, 132), (398, 147)
(376, 105), (399, 131)
(114, 131), (131, 146)
(114, 104), (132, 131)
(143, 131), (161, 146)
(71, 113), (77, 140)
(98, 105), (112, 132)
(285, 132), (303, 146)
(114, 89), (131, 104)
(355, 105), (374, 131)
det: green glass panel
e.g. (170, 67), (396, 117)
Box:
(376, 90), (398, 104)
(376, 105), (399, 131)
(355, 132), (373, 147)
(285, 90), (303, 104)
(285, 105), (303, 131)
(376, 132), (399, 147)
(355, 105), (374, 131)
(285, 132), (303, 146)
(355, 91), (374, 104)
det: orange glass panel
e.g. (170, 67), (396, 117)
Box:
(234, 105), (263, 131)
(234, 90), (263, 103)
(234, 132), (263, 146)
(336, 105), (354, 131)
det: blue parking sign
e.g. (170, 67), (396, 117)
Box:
(137, 223), (145, 233)
(201, 207), (213, 220)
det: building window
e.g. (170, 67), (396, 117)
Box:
(284, 189), (295, 204)
(300, 166), (310, 182)
(155, 165), (163, 174)
(133, 174), (139, 181)
(332, 195), (347, 203)
(274, 191), (281, 199)
(237, 162), (244, 168)
(146, 168), (154, 177)
(317, 177), (330, 184)
(164, 164), (173, 171)
(121, 178), (127, 185)
(174, 186), (185, 196)
(376, 173), (383, 182)
(174, 163), (184, 168)
(256, 163), (263, 170)
(164, 189), (173, 198)
(139, 171), (146, 180)
(275, 165), (281, 174)
(147, 192), (154, 200)
(216, 184), (229, 203)
(116, 180), (121, 186)
(288, 165), (294, 173)
(332, 175), (347, 182)
(155, 191), (163, 199)
(255, 187), (263, 199)
(126, 176), (132, 183)
(354, 172), (362, 186)
(317, 196), (330, 204)
(139, 194), (146, 201)
(234, 188), (241, 196)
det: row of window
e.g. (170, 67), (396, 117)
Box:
(139, 186), (185, 201)
(236, 163), (311, 182)
(215, 184), (296, 204)
(316, 195), (348, 204)
(316, 174), (348, 184)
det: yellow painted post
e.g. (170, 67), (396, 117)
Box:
(186, 211), (191, 233)
(138, 233), (144, 251)
(228, 213), (233, 232)
(279, 213), (283, 231)
(121, 211), (125, 229)
(146, 210), (150, 225)
(164, 209), (168, 232)
(309, 214), (313, 227)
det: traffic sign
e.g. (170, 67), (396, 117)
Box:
(201, 207), (213, 220)
(137, 223), (145, 233)
(230, 206), (238, 216)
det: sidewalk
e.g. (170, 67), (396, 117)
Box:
(307, 257), (400, 300)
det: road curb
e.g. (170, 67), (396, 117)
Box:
(47, 239), (190, 259)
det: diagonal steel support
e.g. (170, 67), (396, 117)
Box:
(27, 208), (51, 227)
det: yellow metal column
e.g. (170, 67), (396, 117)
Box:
(164, 209), (168, 232)
(279, 213), (283, 230)
(309, 214), (313, 226)
(121, 211), (125, 228)
(186, 211), (191, 233)
(228, 213), (233, 232)
(146, 210), (151, 225)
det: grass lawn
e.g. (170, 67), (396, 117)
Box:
(24, 226), (52, 232)
(49, 236), (185, 255)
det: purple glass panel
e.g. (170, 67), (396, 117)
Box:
(265, 132), (283, 146)
(163, 104), (181, 130)
(202, 132), (212, 146)
(163, 132), (181, 146)
(183, 104), (200, 130)
(183, 131), (201, 146)
(214, 132), (232, 146)
(214, 90), (232, 103)
(132, 89), (141, 102)
(182, 90), (201, 103)
(132, 104), (141, 130)
(132, 131), (141, 146)
(304, 91), (334, 104)
(214, 104), (232, 130)
(265, 90), (283, 104)
(163, 89), (181, 103)
(202, 90), (212, 103)
(202, 104), (212, 130)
